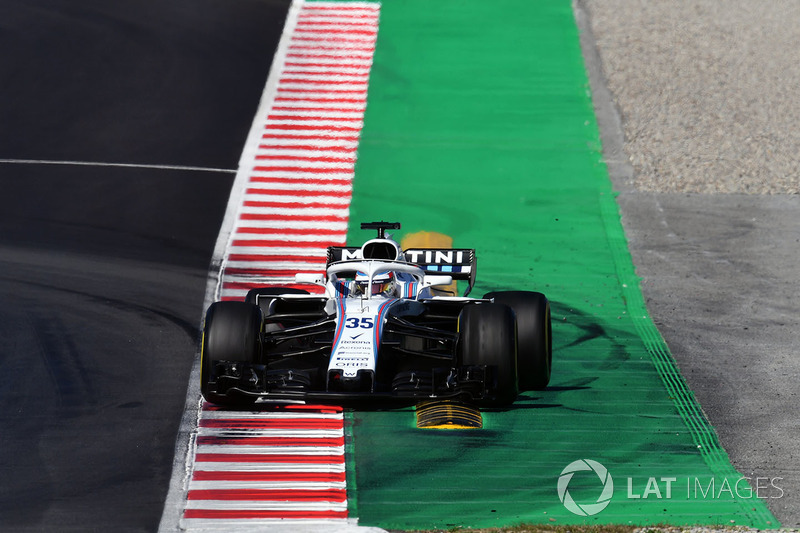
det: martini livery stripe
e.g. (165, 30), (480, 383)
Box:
(330, 296), (349, 356)
(373, 298), (395, 357)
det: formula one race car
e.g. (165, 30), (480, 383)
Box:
(201, 222), (552, 407)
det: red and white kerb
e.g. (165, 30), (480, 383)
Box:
(219, 0), (380, 301)
(179, 1), (379, 529)
(181, 404), (348, 526)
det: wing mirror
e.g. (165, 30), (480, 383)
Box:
(295, 273), (325, 286)
(422, 274), (453, 288)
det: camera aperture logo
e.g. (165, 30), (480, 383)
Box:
(557, 459), (614, 516)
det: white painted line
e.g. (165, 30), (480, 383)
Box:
(195, 429), (344, 439)
(184, 501), (348, 511)
(193, 462), (346, 473)
(250, 159), (356, 169)
(266, 116), (366, 125)
(277, 82), (369, 92)
(227, 247), (339, 257)
(239, 199), (352, 208)
(179, 519), (353, 531)
(283, 65), (372, 73)
(251, 155), (355, 163)
(257, 137), (360, 146)
(188, 480), (347, 490)
(232, 220), (349, 230)
(296, 17), (379, 24)
(227, 234), (346, 243)
(237, 207), (350, 218)
(0, 159), (235, 174)
(223, 260), (326, 270)
(267, 109), (365, 118)
(195, 446), (345, 456)
(200, 410), (345, 419)
(249, 169), (355, 179)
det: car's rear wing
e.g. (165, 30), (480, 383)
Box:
(403, 248), (475, 284)
(326, 246), (477, 296)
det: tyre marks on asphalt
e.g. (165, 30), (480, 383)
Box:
(175, 1), (380, 530)
(219, 0), (380, 301)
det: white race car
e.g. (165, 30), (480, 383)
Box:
(201, 222), (552, 407)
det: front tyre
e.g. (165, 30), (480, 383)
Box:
(458, 303), (519, 407)
(484, 291), (552, 391)
(200, 301), (263, 405)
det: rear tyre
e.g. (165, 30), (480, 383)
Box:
(484, 291), (552, 391)
(458, 303), (518, 407)
(200, 301), (263, 405)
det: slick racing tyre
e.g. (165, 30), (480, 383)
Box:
(245, 287), (309, 316)
(484, 291), (552, 391)
(458, 303), (519, 407)
(200, 301), (263, 404)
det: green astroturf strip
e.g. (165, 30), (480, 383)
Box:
(343, 0), (779, 529)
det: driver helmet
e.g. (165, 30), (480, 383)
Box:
(355, 271), (395, 296)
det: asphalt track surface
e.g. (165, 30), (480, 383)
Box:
(0, 1), (290, 530)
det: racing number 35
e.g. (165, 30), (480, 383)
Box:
(345, 317), (374, 329)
